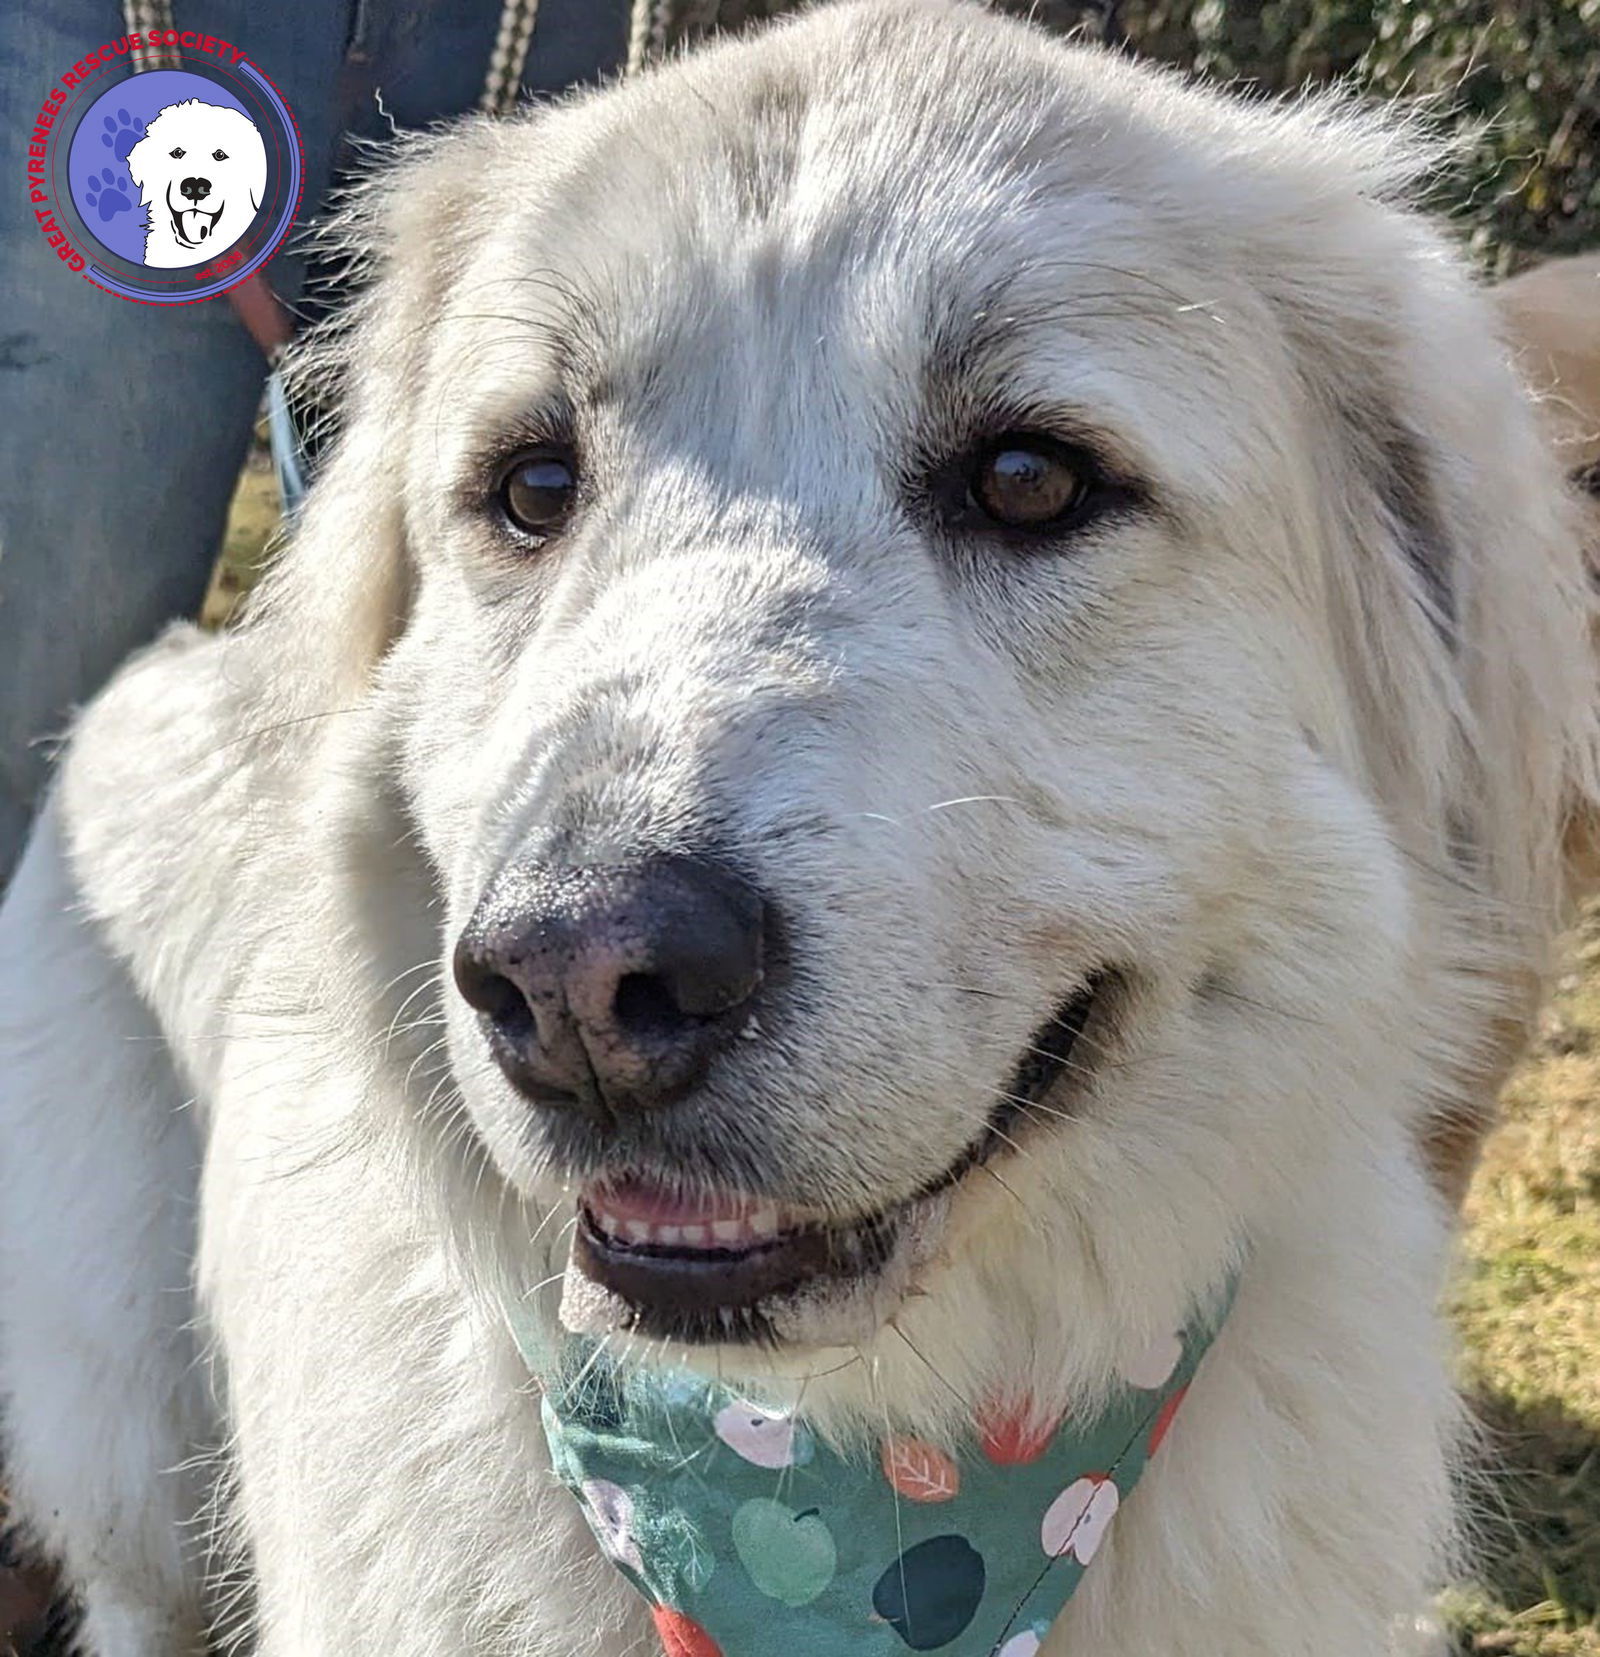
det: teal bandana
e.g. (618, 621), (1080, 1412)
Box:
(506, 1286), (1232, 1657)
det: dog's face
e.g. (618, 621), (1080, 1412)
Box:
(126, 101), (266, 266)
(291, 0), (1584, 1406)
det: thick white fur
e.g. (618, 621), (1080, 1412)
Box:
(3, 3), (1598, 1653)
(125, 102), (266, 269)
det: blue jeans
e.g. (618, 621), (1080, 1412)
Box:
(0, 0), (628, 881)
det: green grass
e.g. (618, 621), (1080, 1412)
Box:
(206, 474), (1600, 1655)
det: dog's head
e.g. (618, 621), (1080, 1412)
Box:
(126, 100), (266, 264)
(262, 0), (1595, 1412)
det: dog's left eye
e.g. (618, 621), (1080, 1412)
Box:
(213, 149), (228, 162)
(496, 446), (579, 540)
(924, 429), (1126, 543)
(966, 435), (1091, 530)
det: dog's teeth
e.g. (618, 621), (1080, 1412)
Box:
(588, 1196), (797, 1251)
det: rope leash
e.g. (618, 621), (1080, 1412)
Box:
(479, 0), (543, 117)
(122, 0), (180, 72)
(627, 0), (674, 75)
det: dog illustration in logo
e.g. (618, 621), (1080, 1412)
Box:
(124, 100), (266, 268)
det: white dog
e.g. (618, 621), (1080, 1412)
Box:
(124, 100), (266, 269)
(3, 3), (1598, 1654)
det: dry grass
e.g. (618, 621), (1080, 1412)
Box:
(200, 447), (282, 630)
(1443, 912), (1600, 1655)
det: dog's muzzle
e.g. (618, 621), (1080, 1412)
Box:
(452, 841), (1116, 1345)
(166, 181), (224, 247)
(558, 973), (1110, 1344)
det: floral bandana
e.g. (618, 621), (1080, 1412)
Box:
(505, 1283), (1233, 1657)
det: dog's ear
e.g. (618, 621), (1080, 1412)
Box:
(243, 121), (503, 715)
(1264, 175), (1600, 1196)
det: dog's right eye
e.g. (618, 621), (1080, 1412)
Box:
(495, 446), (579, 541)
(170, 146), (185, 159)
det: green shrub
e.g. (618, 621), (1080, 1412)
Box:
(1008, 0), (1600, 272)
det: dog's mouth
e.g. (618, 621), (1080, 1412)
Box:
(166, 193), (224, 247)
(564, 971), (1111, 1346)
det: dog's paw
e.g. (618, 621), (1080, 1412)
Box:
(84, 168), (133, 224)
(101, 108), (145, 164)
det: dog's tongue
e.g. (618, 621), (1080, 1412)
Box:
(182, 210), (212, 242)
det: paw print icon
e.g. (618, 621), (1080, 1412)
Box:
(100, 108), (145, 164)
(83, 168), (133, 223)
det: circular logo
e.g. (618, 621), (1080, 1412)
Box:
(29, 35), (301, 303)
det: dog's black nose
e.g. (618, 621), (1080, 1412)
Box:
(180, 176), (211, 203)
(453, 856), (766, 1118)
